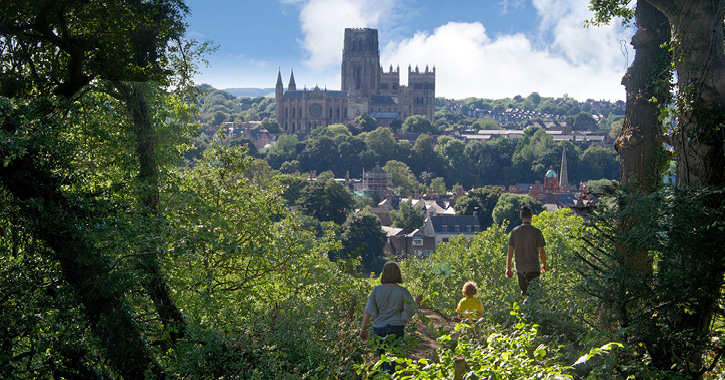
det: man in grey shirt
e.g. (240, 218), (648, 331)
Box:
(505, 206), (547, 295)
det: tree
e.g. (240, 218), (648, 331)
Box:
(455, 186), (502, 228)
(310, 124), (351, 138)
(572, 112), (596, 131)
(646, 0), (725, 187)
(260, 117), (281, 133)
(363, 127), (396, 163)
(297, 179), (355, 225)
(338, 211), (387, 273)
(472, 117), (499, 130)
(0, 0), (193, 377)
(383, 160), (418, 193)
(211, 110), (227, 126)
(579, 145), (620, 181)
(527, 92), (542, 106)
(244, 157), (276, 187)
(355, 114), (378, 132)
(298, 136), (338, 174)
(410, 134), (442, 176)
(588, 1), (725, 373)
(429, 177), (447, 195)
(274, 174), (309, 205)
(390, 199), (426, 233)
(402, 115), (435, 133)
(230, 137), (259, 156)
(266, 134), (300, 169)
(492, 194), (545, 231)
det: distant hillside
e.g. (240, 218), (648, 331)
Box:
(223, 88), (275, 98)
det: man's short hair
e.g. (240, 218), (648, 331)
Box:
(520, 206), (533, 219)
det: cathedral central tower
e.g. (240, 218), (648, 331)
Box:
(341, 28), (380, 98)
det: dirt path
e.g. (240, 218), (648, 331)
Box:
(407, 308), (459, 361)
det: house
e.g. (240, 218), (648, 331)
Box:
(241, 128), (275, 151)
(382, 226), (408, 256)
(421, 214), (481, 249)
(383, 227), (436, 258)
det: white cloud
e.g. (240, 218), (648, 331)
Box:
(249, 58), (270, 68)
(295, 0), (400, 68)
(290, 0), (632, 100)
(498, 0), (525, 15)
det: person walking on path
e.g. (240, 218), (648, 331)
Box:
(456, 281), (483, 323)
(505, 206), (547, 295)
(360, 261), (422, 374)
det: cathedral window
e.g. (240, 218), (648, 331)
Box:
(336, 108), (340, 118)
(285, 107), (288, 117)
(329, 108), (332, 118)
(292, 107), (295, 118)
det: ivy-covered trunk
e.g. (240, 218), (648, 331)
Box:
(617, 1), (671, 194)
(0, 108), (162, 378)
(645, 0), (725, 373)
(651, 0), (725, 187)
(613, 1), (671, 361)
(116, 82), (187, 344)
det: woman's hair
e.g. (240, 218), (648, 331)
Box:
(462, 281), (478, 296)
(380, 262), (403, 284)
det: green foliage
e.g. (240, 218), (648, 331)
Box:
(429, 177), (447, 194)
(472, 117), (499, 130)
(579, 145), (619, 181)
(390, 199), (426, 233)
(401, 228), (517, 323)
(338, 211), (387, 274)
(573, 112), (597, 131)
(454, 186), (502, 228)
(297, 179), (355, 225)
(579, 186), (725, 375)
(402, 115), (435, 133)
(492, 193), (546, 230)
(310, 123), (352, 138)
(355, 114), (378, 132)
(273, 173), (309, 205)
(260, 117), (281, 133)
(587, 0), (635, 26)
(383, 160), (419, 193)
(360, 305), (575, 379)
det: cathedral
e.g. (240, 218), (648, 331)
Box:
(275, 28), (436, 133)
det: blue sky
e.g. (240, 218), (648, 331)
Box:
(184, 0), (633, 101)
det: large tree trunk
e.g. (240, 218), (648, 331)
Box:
(613, 0), (671, 364)
(649, 0), (725, 187)
(640, 0), (725, 373)
(617, 1), (671, 194)
(116, 82), (187, 344)
(0, 152), (162, 379)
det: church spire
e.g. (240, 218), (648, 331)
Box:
(275, 68), (284, 100)
(288, 69), (297, 91)
(559, 145), (569, 190)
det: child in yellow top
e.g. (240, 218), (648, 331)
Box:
(456, 281), (483, 323)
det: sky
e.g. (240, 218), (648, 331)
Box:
(184, 0), (634, 101)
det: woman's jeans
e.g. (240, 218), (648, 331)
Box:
(373, 324), (405, 374)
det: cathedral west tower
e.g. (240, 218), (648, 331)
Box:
(341, 28), (380, 98)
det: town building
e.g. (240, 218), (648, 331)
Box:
(275, 28), (436, 133)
